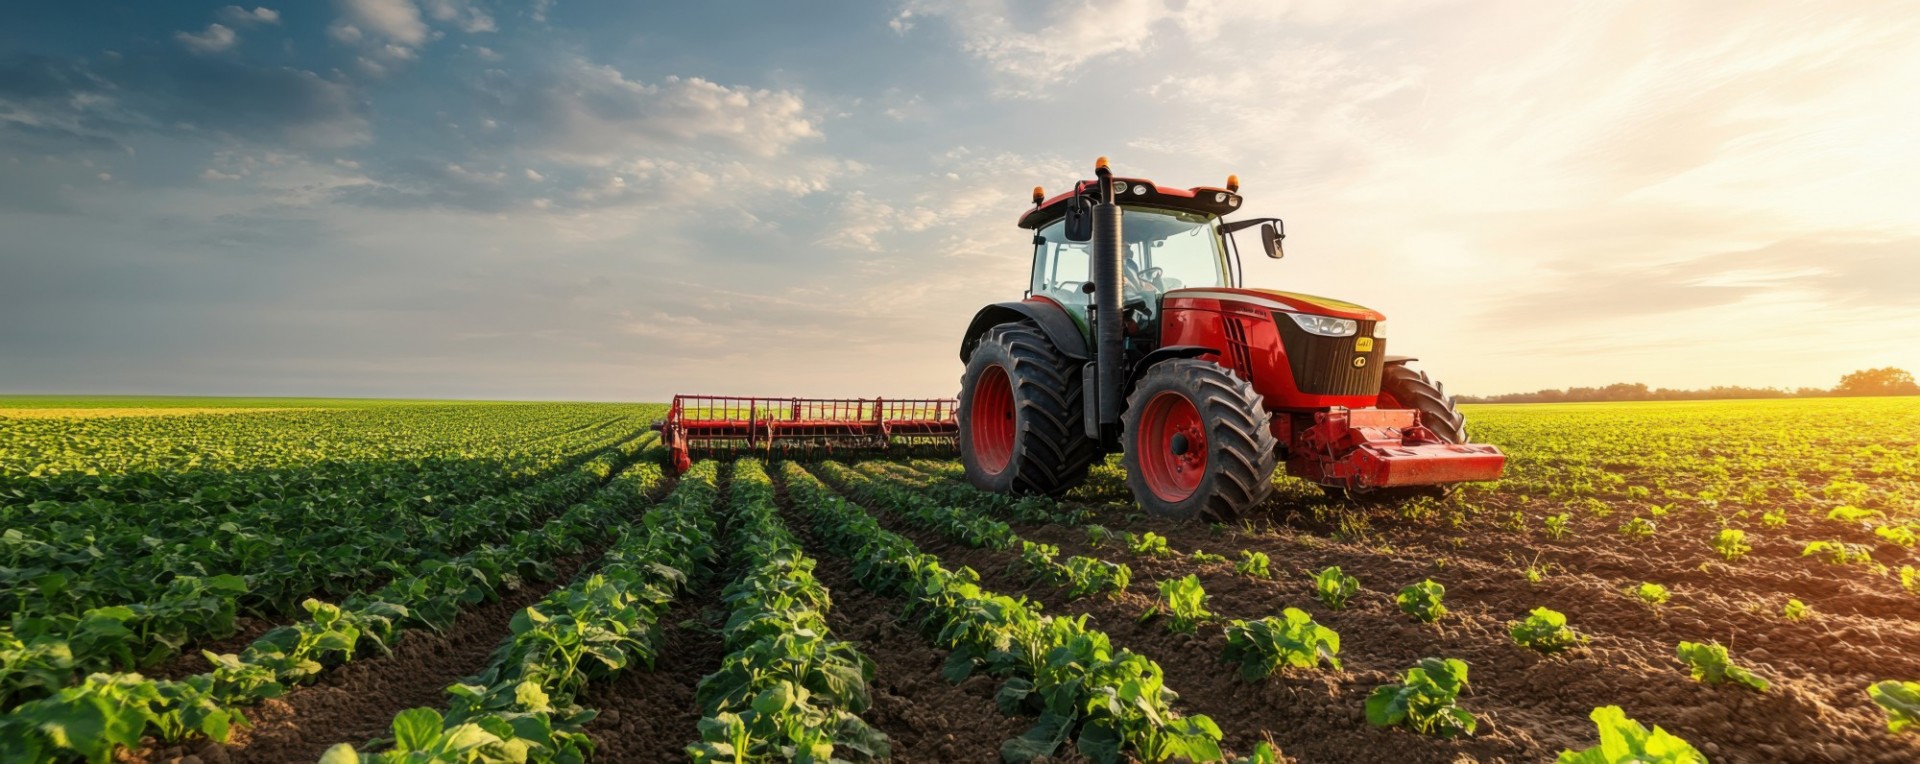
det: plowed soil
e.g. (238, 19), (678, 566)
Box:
(866, 460), (1920, 764)
(783, 504), (1030, 763)
(579, 588), (729, 762)
(126, 554), (594, 764)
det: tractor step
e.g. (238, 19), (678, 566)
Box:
(1289, 407), (1507, 490)
(654, 395), (959, 474)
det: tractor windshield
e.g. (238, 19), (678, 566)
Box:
(1120, 207), (1228, 294)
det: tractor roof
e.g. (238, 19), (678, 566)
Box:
(1017, 177), (1243, 229)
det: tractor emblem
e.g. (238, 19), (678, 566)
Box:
(1353, 357), (1368, 368)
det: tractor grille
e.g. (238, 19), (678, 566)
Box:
(1273, 313), (1385, 396)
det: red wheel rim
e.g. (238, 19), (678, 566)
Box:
(971, 364), (1015, 475)
(1138, 390), (1207, 502)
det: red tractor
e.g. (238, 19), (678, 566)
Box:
(958, 158), (1506, 520)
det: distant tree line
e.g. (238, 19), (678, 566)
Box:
(1457, 367), (1919, 404)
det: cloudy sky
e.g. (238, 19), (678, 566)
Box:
(3, 0), (1916, 401)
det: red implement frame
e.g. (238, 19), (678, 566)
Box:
(655, 395), (959, 474)
(1288, 407), (1506, 491)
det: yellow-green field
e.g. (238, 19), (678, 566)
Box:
(3, 396), (1916, 763)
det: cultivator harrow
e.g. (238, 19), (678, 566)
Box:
(654, 395), (959, 473)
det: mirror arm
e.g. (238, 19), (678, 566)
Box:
(1220, 217), (1281, 234)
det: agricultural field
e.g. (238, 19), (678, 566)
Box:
(3, 396), (1919, 763)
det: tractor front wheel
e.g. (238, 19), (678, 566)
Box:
(1122, 359), (1277, 521)
(958, 321), (1097, 496)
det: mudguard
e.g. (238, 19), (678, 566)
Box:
(1127, 345), (1219, 390)
(960, 300), (1088, 363)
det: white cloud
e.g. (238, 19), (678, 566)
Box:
(218, 6), (281, 25)
(423, 0), (497, 33)
(176, 23), (239, 54)
(522, 62), (823, 167)
(333, 0), (428, 47)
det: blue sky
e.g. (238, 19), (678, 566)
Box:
(3, 0), (1916, 401)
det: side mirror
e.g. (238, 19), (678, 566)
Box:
(1260, 220), (1285, 259)
(1063, 196), (1094, 242)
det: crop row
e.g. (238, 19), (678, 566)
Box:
(819, 462), (1130, 600)
(0, 448), (671, 763)
(780, 462), (1232, 763)
(686, 459), (888, 761)
(0, 432), (659, 713)
(2, 426), (649, 624)
(320, 460), (721, 763)
(872, 463), (1744, 759)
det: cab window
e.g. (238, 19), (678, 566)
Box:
(1030, 221), (1091, 305)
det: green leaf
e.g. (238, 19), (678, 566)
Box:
(390, 707), (444, 751)
(318, 743), (362, 764)
(1869, 680), (1920, 734)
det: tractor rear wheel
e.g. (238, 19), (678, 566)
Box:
(1122, 359), (1277, 521)
(958, 321), (1097, 496)
(1324, 363), (1467, 502)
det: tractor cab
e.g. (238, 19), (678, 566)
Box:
(1028, 206), (1229, 339)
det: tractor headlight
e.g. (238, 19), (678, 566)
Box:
(1373, 321), (1387, 338)
(1287, 313), (1358, 337)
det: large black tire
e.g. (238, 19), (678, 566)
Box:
(1381, 363), (1466, 444)
(957, 321), (1098, 496)
(1323, 363), (1467, 502)
(1122, 360), (1277, 521)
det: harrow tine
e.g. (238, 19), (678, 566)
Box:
(653, 394), (959, 474)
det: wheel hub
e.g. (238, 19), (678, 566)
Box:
(1137, 391), (1207, 500)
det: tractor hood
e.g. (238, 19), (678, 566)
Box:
(1164, 287), (1384, 321)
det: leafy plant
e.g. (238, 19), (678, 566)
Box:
(1235, 551), (1271, 579)
(1191, 550), (1227, 564)
(1711, 528), (1750, 562)
(1618, 517), (1655, 540)
(1085, 524), (1116, 548)
(1061, 556), (1131, 600)
(1221, 610), (1343, 682)
(1802, 540), (1872, 565)
(1782, 598), (1811, 621)
(1366, 658), (1476, 737)
(1509, 607), (1584, 654)
(1902, 566), (1920, 596)
(1396, 580), (1447, 623)
(1314, 567), (1360, 610)
(1015, 540), (1062, 582)
(1142, 575), (1212, 634)
(1126, 532), (1173, 558)
(1544, 513), (1572, 540)
(1631, 582), (1670, 609)
(1555, 705), (1706, 763)
(1875, 525), (1917, 548)
(1676, 640), (1768, 692)
(1828, 505), (1883, 523)
(1868, 680), (1920, 734)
